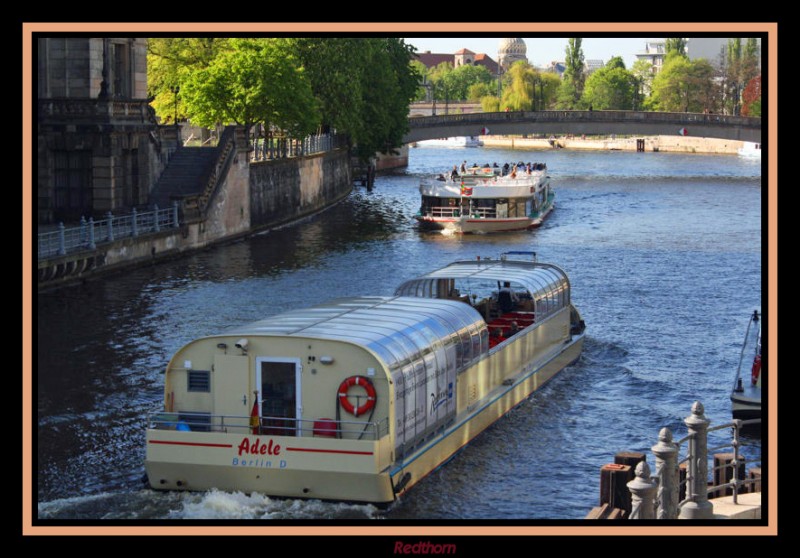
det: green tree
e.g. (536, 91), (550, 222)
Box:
(439, 64), (495, 101)
(665, 38), (687, 57)
(480, 95), (501, 112)
(147, 38), (229, 123)
(630, 59), (654, 108)
(501, 60), (535, 110)
(410, 59), (430, 102)
(468, 82), (495, 102)
(647, 54), (717, 113)
(721, 38), (760, 115)
(605, 56), (626, 70)
(294, 38), (420, 161)
(556, 38), (585, 108)
(181, 38), (319, 136)
(581, 66), (637, 110)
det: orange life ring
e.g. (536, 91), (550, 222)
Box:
(751, 354), (761, 385)
(338, 376), (377, 417)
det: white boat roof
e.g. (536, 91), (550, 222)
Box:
(215, 296), (488, 371)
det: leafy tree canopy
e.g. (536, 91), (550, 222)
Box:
(581, 66), (637, 110)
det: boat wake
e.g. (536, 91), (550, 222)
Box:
(37, 489), (382, 521)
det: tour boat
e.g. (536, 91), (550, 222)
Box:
(738, 142), (762, 159)
(144, 252), (585, 504)
(730, 310), (762, 421)
(416, 164), (554, 234)
(415, 136), (483, 148)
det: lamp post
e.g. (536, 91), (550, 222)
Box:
(171, 85), (180, 125)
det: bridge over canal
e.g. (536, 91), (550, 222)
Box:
(404, 111), (762, 144)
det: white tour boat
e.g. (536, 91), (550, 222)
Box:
(738, 142), (762, 159)
(730, 310), (761, 421)
(416, 163), (554, 233)
(415, 136), (484, 148)
(144, 252), (585, 504)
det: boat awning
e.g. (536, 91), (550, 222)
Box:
(217, 296), (488, 372)
(394, 258), (571, 319)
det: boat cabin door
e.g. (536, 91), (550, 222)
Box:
(256, 357), (302, 436)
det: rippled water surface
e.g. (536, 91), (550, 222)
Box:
(36, 147), (763, 521)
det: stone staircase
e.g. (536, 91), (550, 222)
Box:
(148, 146), (220, 208)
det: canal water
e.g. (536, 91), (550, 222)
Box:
(36, 146), (763, 520)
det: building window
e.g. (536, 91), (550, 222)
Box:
(111, 42), (130, 98)
(187, 370), (211, 392)
(53, 150), (93, 218)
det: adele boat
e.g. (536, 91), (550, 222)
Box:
(416, 164), (554, 233)
(731, 310), (762, 421)
(144, 252), (585, 504)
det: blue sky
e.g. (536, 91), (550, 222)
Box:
(403, 38), (655, 69)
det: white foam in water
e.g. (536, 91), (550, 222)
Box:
(174, 489), (273, 519)
(172, 489), (380, 520)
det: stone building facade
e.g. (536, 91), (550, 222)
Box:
(37, 38), (173, 224)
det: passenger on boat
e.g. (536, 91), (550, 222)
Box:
(460, 161), (467, 173)
(510, 168), (517, 179)
(451, 166), (459, 180)
(502, 163), (510, 176)
(508, 321), (520, 336)
(493, 162), (499, 168)
(498, 282), (519, 313)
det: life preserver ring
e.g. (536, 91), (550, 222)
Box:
(338, 376), (376, 417)
(751, 354), (761, 385)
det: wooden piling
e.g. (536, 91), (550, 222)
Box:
(614, 451), (646, 468)
(748, 467), (762, 493)
(600, 463), (633, 515)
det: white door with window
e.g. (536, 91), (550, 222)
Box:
(255, 357), (302, 436)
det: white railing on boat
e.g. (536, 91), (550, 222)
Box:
(148, 411), (390, 440)
(424, 207), (498, 219)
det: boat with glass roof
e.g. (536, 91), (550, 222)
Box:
(144, 252), (585, 504)
(416, 163), (554, 233)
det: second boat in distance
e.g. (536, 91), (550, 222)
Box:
(416, 162), (555, 234)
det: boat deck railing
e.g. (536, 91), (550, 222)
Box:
(148, 411), (390, 441)
(424, 207), (498, 219)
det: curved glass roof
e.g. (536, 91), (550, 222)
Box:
(394, 258), (571, 318)
(214, 296), (487, 372)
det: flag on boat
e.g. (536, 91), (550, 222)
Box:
(250, 392), (260, 434)
(480, 127), (490, 135)
(678, 127), (688, 136)
(461, 184), (473, 196)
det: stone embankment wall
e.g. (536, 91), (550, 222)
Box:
(38, 149), (352, 290)
(482, 135), (746, 154)
(250, 149), (352, 229)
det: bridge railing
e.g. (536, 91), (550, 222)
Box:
(408, 110), (761, 129)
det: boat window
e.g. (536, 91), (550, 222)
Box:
(187, 370), (211, 392)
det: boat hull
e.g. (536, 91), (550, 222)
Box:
(145, 332), (584, 504)
(731, 387), (761, 421)
(417, 202), (554, 234)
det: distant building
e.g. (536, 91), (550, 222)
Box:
(687, 37), (762, 69)
(497, 38), (528, 71)
(37, 38), (170, 224)
(585, 59), (605, 74)
(545, 61), (566, 77)
(416, 48), (500, 75)
(635, 41), (667, 74)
